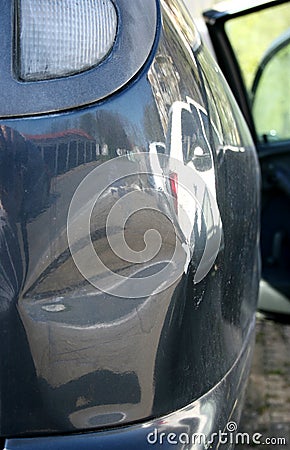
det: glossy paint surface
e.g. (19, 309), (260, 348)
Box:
(0, 0), (260, 439)
(5, 323), (254, 449)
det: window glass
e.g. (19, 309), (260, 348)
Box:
(252, 38), (290, 141)
(225, 4), (290, 142)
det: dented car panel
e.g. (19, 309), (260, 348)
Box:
(0, 0), (259, 447)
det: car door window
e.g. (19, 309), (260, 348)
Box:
(224, 3), (290, 142)
(252, 34), (290, 142)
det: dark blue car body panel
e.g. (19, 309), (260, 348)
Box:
(0, 0), (260, 447)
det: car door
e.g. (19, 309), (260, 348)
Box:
(203, 0), (290, 314)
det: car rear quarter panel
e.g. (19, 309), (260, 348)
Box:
(0, 0), (260, 438)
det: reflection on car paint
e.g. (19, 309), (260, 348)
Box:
(0, 0), (260, 438)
